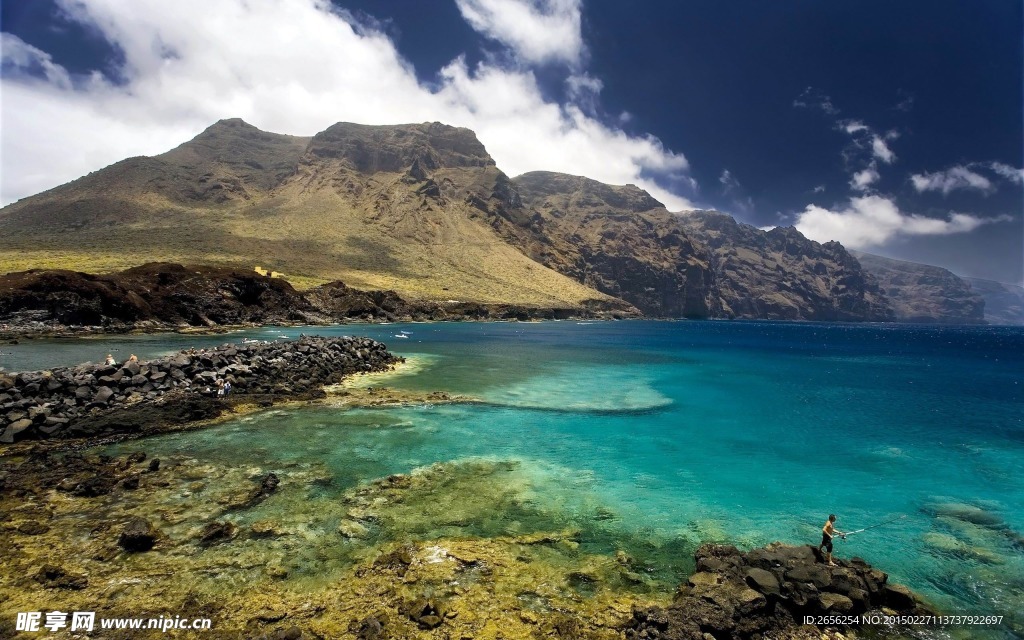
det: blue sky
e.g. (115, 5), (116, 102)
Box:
(2, 0), (1022, 283)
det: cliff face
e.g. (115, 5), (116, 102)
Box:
(851, 252), (985, 324)
(678, 212), (895, 321)
(962, 278), (1024, 326)
(501, 172), (718, 318)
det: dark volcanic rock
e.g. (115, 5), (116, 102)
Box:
(0, 262), (629, 337)
(35, 564), (88, 590)
(0, 336), (397, 444)
(118, 517), (159, 552)
(625, 543), (934, 640)
(0, 263), (319, 330)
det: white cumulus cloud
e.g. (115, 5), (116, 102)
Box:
(0, 0), (695, 210)
(988, 161), (1024, 185)
(454, 0), (584, 66)
(850, 164), (880, 191)
(910, 165), (993, 195)
(793, 195), (1007, 249)
(870, 134), (896, 164)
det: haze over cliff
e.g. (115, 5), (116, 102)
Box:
(0, 118), (979, 323)
(851, 252), (985, 324)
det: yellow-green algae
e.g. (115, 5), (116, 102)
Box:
(1, 447), (696, 639)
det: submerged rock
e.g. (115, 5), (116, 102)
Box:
(350, 615), (387, 640)
(338, 519), (371, 539)
(34, 565), (88, 590)
(250, 520), (286, 538)
(199, 520), (237, 546)
(922, 501), (1005, 528)
(16, 520), (50, 536)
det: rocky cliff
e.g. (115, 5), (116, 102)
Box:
(678, 212), (895, 321)
(851, 252), (985, 324)
(501, 172), (718, 318)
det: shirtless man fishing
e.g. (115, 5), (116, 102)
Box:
(820, 514), (845, 566)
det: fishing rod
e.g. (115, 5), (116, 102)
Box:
(841, 514), (907, 539)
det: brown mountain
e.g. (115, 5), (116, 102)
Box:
(0, 119), (620, 311)
(851, 252), (985, 324)
(0, 118), (959, 323)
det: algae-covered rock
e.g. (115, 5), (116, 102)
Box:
(251, 520), (286, 538)
(34, 564), (88, 590)
(338, 519), (370, 539)
(199, 520), (237, 545)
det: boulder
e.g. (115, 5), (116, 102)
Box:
(786, 564), (831, 589)
(1, 418), (34, 443)
(118, 517), (159, 552)
(818, 592), (855, 613)
(745, 567), (780, 596)
(881, 583), (916, 610)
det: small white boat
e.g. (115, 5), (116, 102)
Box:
(394, 334), (409, 339)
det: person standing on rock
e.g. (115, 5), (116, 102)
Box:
(820, 514), (845, 566)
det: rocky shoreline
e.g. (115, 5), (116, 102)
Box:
(0, 263), (637, 343)
(0, 335), (398, 445)
(628, 543), (936, 639)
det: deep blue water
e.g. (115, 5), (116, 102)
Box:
(6, 320), (1024, 634)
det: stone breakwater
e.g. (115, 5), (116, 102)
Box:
(627, 542), (935, 639)
(0, 336), (398, 444)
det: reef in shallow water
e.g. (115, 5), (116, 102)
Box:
(0, 443), (956, 640)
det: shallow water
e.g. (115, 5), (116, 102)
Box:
(10, 320), (1024, 634)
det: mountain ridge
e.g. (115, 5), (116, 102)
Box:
(0, 118), (978, 323)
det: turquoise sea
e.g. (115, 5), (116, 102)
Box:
(4, 321), (1023, 636)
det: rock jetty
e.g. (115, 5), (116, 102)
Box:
(626, 542), (935, 639)
(0, 335), (397, 443)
